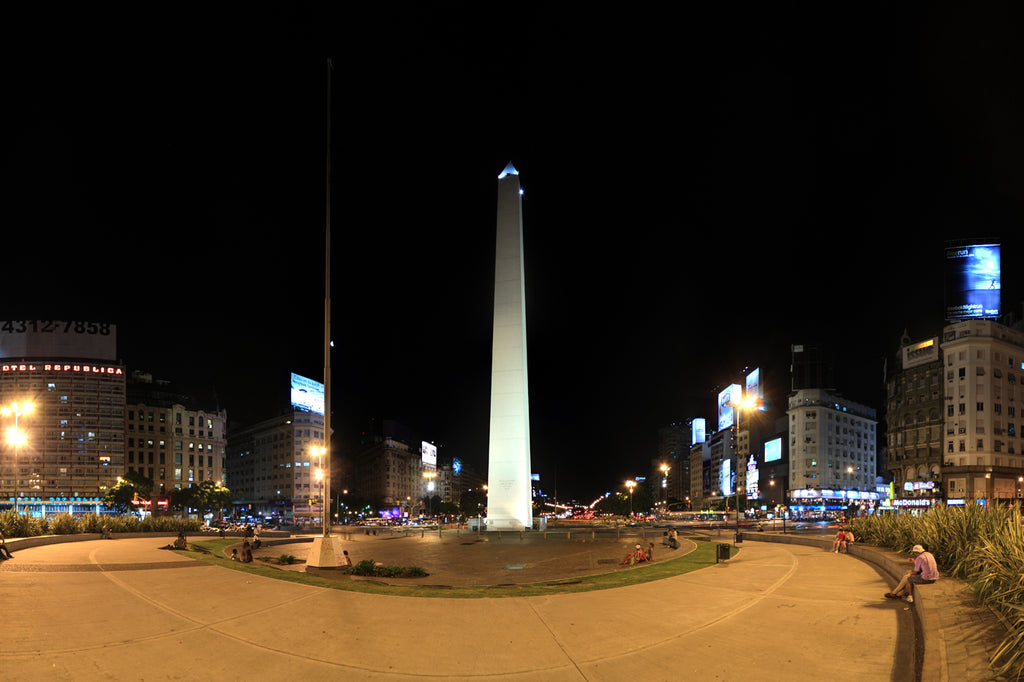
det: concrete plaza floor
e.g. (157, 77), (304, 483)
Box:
(0, 533), (914, 681)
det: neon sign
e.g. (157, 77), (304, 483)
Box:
(1, 363), (124, 374)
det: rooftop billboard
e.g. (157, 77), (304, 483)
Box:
(290, 373), (325, 415)
(944, 243), (1000, 321)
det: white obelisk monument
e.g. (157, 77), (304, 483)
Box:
(486, 161), (533, 531)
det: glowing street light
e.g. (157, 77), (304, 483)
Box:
(310, 446), (326, 529)
(625, 479), (637, 517)
(659, 463), (670, 503)
(3, 401), (34, 515)
(729, 393), (762, 538)
(423, 471), (438, 517)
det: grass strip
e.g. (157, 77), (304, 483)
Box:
(182, 538), (733, 599)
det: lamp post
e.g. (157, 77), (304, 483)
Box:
(3, 401), (33, 515)
(423, 471), (437, 518)
(625, 479), (636, 518)
(730, 394), (760, 538)
(660, 463), (670, 505)
(310, 446), (326, 529)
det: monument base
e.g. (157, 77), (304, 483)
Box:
(305, 535), (346, 568)
(485, 516), (532, 532)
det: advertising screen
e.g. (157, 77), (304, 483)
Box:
(692, 418), (706, 444)
(745, 368), (764, 407)
(746, 455), (759, 498)
(764, 437), (782, 462)
(0, 320), (116, 361)
(290, 373), (325, 415)
(902, 337), (939, 370)
(944, 243), (1000, 321)
(421, 442), (437, 467)
(717, 384), (741, 432)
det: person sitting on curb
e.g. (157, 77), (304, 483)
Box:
(0, 530), (13, 559)
(885, 544), (939, 603)
(620, 543), (647, 566)
(832, 528), (847, 553)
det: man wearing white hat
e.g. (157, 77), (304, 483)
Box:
(884, 544), (939, 603)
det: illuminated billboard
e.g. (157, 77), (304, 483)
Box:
(720, 458), (732, 497)
(902, 337), (939, 370)
(717, 384), (741, 432)
(746, 455), (759, 498)
(944, 243), (1000, 321)
(0, 320), (116, 361)
(745, 368), (764, 407)
(290, 373), (325, 415)
(692, 418), (706, 445)
(421, 441), (437, 467)
(764, 437), (782, 463)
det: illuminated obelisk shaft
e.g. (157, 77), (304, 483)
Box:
(486, 161), (533, 531)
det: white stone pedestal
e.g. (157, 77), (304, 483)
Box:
(306, 535), (346, 568)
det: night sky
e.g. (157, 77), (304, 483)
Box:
(4, 5), (1024, 501)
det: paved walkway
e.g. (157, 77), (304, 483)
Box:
(0, 535), (913, 681)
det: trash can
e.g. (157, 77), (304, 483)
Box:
(735, 531), (744, 543)
(716, 543), (731, 563)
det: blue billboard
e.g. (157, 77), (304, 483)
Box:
(945, 243), (1000, 321)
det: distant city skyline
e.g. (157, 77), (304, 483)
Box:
(5, 6), (1024, 501)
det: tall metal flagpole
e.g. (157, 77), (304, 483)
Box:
(323, 57), (333, 538)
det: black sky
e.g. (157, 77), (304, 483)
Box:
(4, 5), (1024, 501)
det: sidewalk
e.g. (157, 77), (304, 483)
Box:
(1, 534), (911, 681)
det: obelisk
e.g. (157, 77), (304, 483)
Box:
(486, 161), (533, 531)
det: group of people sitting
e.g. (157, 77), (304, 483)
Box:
(832, 527), (855, 553)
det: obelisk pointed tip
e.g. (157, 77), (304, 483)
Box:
(498, 161), (519, 179)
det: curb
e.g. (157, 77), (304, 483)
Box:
(743, 532), (1008, 681)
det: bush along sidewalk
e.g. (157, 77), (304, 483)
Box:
(0, 510), (201, 538)
(851, 502), (1024, 680)
(347, 559), (428, 578)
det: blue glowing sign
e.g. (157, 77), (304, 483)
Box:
(945, 243), (1000, 321)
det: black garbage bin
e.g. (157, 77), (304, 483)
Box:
(735, 531), (744, 543)
(716, 543), (731, 562)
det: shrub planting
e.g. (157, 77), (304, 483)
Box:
(852, 503), (1024, 679)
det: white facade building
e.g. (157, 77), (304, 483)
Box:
(788, 389), (878, 505)
(941, 320), (1024, 502)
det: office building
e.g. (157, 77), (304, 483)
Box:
(226, 408), (326, 523)
(788, 388), (879, 512)
(0, 321), (125, 515)
(125, 371), (226, 504)
(941, 319), (1024, 502)
(885, 333), (944, 502)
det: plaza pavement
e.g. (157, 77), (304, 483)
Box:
(0, 532), (915, 681)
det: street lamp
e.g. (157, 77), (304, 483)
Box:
(625, 479), (636, 517)
(730, 393), (761, 537)
(310, 446), (326, 530)
(660, 463), (670, 504)
(3, 401), (34, 515)
(423, 471), (437, 517)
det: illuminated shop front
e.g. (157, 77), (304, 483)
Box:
(788, 487), (882, 517)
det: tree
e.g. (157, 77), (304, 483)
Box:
(459, 489), (487, 516)
(171, 481), (233, 518)
(103, 470), (154, 514)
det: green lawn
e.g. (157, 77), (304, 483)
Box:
(183, 538), (733, 599)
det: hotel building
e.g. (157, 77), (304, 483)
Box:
(0, 320), (125, 514)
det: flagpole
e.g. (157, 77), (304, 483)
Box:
(323, 57), (333, 538)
